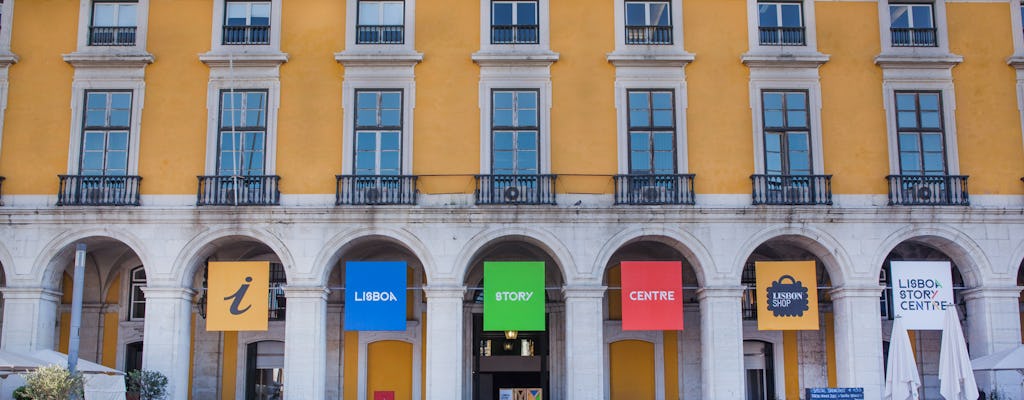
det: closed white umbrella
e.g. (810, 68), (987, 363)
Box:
(939, 307), (979, 400)
(886, 317), (922, 400)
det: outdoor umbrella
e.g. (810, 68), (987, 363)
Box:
(886, 317), (922, 400)
(939, 307), (979, 400)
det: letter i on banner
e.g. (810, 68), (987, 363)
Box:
(755, 261), (819, 331)
(484, 261), (545, 331)
(345, 261), (408, 331)
(620, 261), (683, 331)
(206, 261), (270, 331)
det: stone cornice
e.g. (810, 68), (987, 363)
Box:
(62, 52), (154, 68)
(561, 285), (607, 298)
(741, 52), (829, 68)
(962, 285), (1023, 300)
(1008, 54), (1024, 69)
(0, 52), (19, 67)
(606, 51), (695, 68)
(199, 51), (289, 68)
(283, 285), (330, 299)
(471, 50), (560, 68)
(422, 285), (467, 299)
(874, 53), (963, 69)
(334, 50), (423, 68)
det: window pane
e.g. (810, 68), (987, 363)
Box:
(911, 6), (932, 28)
(494, 92), (513, 108)
(381, 92), (401, 108)
(493, 3), (513, 25)
(493, 151), (513, 171)
(898, 134), (919, 151)
(759, 4), (778, 27)
(226, 3), (247, 25)
(517, 151), (537, 170)
(517, 108), (537, 127)
(763, 92), (782, 109)
(383, 3), (404, 25)
(493, 109), (513, 127)
(381, 109), (401, 126)
(111, 93), (132, 109)
(765, 152), (782, 175)
(381, 131), (400, 150)
(897, 111), (917, 129)
(108, 131), (129, 150)
(518, 132), (537, 150)
(890, 5), (909, 28)
(920, 111), (940, 129)
(786, 111), (806, 128)
(82, 153), (103, 172)
(118, 4), (137, 26)
(517, 92), (537, 109)
(651, 92), (672, 109)
(789, 154), (810, 174)
(652, 132), (673, 150)
(765, 133), (781, 152)
(106, 151), (128, 171)
(517, 2), (537, 25)
(787, 133), (808, 151)
(764, 110), (784, 128)
(359, 2), (381, 24)
(355, 152), (375, 171)
(380, 152), (400, 170)
(625, 3), (646, 26)
(631, 152), (651, 171)
(650, 3), (670, 26)
(923, 153), (944, 172)
(86, 110), (107, 127)
(785, 93), (806, 110)
(919, 94), (939, 110)
(653, 152), (673, 173)
(494, 132), (513, 150)
(780, 4), (801, 27)
(921, 134), (943, 151)
(900, 153), (921, 173)
(84, 132), (105, 150)
(93, 4), (116, 26)
(652, 110), (673, 127)
(110, 109), (131, 127)
(630, 132), (650, 151)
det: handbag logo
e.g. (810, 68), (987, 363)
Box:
(765, 275), (810, 317)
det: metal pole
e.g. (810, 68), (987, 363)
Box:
(68, 243), (86, 374)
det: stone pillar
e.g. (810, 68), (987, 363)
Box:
(831, 285), (885, 400)
(562, 285), (606, 400)
(0, 287), (61, 352)
(283, 286), (329, 400)
(697, 286), (745, 399)
(141, 287), (195, 400)
(423, 285), (465, 400)
(963, 286), (1023, 398)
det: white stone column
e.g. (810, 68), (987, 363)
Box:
(423, 285), (465, 400)
(697, 286), (745, 399)
(141, 287), (195, 400)
(0, 287), (61, 352)
(562, 285), (606, 400)
(963, 286), (1023, 398)
(831, 285), (885, 400)
(283, 286), (329, 400)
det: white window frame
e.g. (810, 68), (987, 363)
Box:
(882, 81), (960, 175)
(477, 0), (552, 55)
(877, 0), (952, 57)
(342, 0), (417, 55)
(614, 78), (688, 175)
(610, 0), (687, 58)
(66, 78), (145, 176)
(209, 0), (283, 54)
(748, 74), (824, 176)
(127, 266), (146, 320)
(341, 70), (416, 176)
(478, 78), (552, 174)
(745, 0), (821, 56)
(204, 78), (280, 176)
(74, 0), (149, 53)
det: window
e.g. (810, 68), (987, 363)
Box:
(90, 1), (137, 46)
(224, 1), (271, 45)
(757, 1), (804, 46)
(217, 90), (268, 176)
(354, 90), (402, 175)
(491, 1), (538, 44)
(895, 91), (945, 175)
(889, 3), (935, 47)
(492, 90), (539, 175)
(124, 341), (143, 373)
(357, 1), (404, 44)
(129, 266), (146, 320)
(245, 340), (284, 400)
(80, 91), (131, 176)
(761, 91), (811, 175)
(627, 90), (675, 175)
(268, 263), (285, 321)
(624, 1), (671, 45)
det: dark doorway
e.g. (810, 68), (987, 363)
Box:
(472, 314), (549, 400)
(124, 341), (143, 373)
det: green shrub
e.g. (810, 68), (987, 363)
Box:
(126, 370), (168, 400)
(12, 385), (32, 400)
(21, 365), (83, 400)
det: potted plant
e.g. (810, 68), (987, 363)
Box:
(21, 364), (83, 400)
(126, 370), (168, 400)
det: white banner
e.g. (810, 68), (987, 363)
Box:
(890, 261), (955, 330)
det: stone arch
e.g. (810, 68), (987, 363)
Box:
(731, 225), (851, 287)
(1010, 239), (1024, 284)
(173, 227), (296, 288)
(872, 224), (990, 288)
(0, 240), (16, 284)
(593, 226), (715, 287)
(32, 227), (151, 290)
(455, 227), (574, 286)
(314, 228), (436, 287)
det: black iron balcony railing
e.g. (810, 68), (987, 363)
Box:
(223, 25), (271, 45)
(614, 174), (695, 205)
(886, 175), (969, 206)
(336, 175), (418, 205)
(491, 25), (539, 44)
(758, 26), (806, 46)
(891, 27), (937, 47)
(0, 176), (5, 206)
(57, 175), (142, 206)
(89, 26), (137, 46)
(475, 174), (556, 205)
(751, 174), (833, 205)
(197, 175), (280, 206)
(625, 25), (672, 45)
(356, 25), (405, 44)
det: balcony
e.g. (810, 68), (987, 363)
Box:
(57, 175), (142, 206)
(197, 175), (280, 206)
(356, 25), (405, 44)
(336, 175), (418, 205)
(89, 26), (137, 46)
(890, 27), (937, 47)
(625, 25), (672, 45)
(886, 175), (969, 206)
(751, 175), (833, 206)
(614, 174), (695, 205)
(758, 26), (805, 46)
(491, 25), (539, 44)
(222, 25), (271, 45)
(475, 174), (556, 205)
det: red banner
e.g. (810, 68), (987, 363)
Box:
(620, 261), (683, 331)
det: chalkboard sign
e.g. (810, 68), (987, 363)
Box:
(805, 388), (864, 400)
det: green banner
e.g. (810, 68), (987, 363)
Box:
(484, 261), (546, 331)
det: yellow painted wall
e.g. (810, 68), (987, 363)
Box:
(816, 1), (888, 195)
(948, 3), (1024, 195)
(783, 331), (799, 400)
(58, 313), (70, 353)
(685, 0), (753, 194)
(663, 331), (679, 400)
(607, 265), (621, 320)
(367, 340), (413, 400)
(609, 340), (655, 400)
(101, 312), (118, 368)
(344, 331), (358, 400)
(221, 332), (237, 400)
(825, 313), (837, 387)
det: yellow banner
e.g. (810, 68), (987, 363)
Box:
(756, 261), (819, 331)
(206, 261), (270, 332)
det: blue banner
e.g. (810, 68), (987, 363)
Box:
(344, 261), (407, 331)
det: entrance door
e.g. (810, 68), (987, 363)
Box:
(245, 340), (284, 400)
(472, 314), (549, 400)
(743, 340), (775, 400)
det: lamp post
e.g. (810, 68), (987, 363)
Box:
(68, 243), (86, 374)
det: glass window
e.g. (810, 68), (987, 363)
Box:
(761, 90), (811, 176)
(356, 1), (405, 44)
(628, 90), (676, 175)
(889, 3), (935, 46)
(226, 1), (271, 26)
(624, 1), (672, 45)
(92, 2), (137, 27)
(129, 266), (146, 320)
(354, 90), (403, 175)
(758, 2), (802, 28)
(491, 1), (538, 44)
(492, 90), (539, 175)
(217, 90), (268, 176)
(246, 340), (284, 400)
(895, 91), (946, 175)
(268, 263), (286, 321)
(80, 91), (132, 176)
